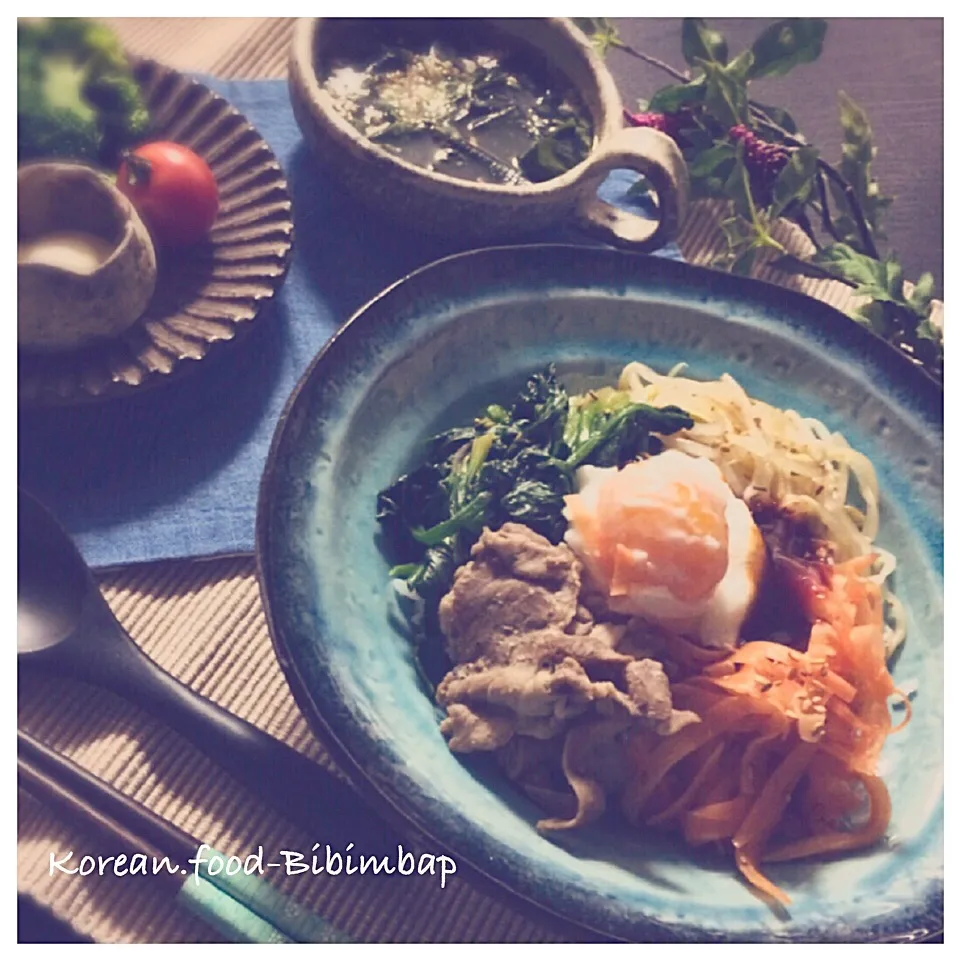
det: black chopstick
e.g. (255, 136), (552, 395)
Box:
(19, 731), (198, 870)
(17, 731), (350, 943)
(17, 750), (291, 942)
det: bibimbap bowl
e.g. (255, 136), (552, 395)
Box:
(256, 245), (942, 943)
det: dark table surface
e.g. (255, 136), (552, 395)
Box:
(609, 18), (944, 296)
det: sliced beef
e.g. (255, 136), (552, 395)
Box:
(438, 522), (582, 664)
(435, 524), (695, 757)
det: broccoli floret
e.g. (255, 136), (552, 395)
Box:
(18, 18), (150, 166)
(18, 104), (103, 164)
(18, 53), (102, 162)
(84, 70), (151, 162)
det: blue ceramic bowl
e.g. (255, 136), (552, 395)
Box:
(256, 245), (943, 943)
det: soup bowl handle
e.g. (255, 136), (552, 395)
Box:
(572, 127), (689, 253)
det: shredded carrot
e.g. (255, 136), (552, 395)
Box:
(763, 774), (891, 863)
(684, 797), (750, 845)
(732, 740), (818, 853)
(647, 741), (726, 825)
(736, 846), (791, 907)
(622, 557), (909, 907)
(890, 691), (913, 733)
(622, 695), (773, 823)
(739, 722), (791, 796)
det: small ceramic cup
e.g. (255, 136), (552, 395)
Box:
(288, 18), (689, 252)
(18, 161), (157, 352)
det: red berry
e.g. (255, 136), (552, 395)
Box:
(728, 125), (790, 207)
(624, 110), (687, 146)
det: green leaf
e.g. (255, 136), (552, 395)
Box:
(838, 90), (871, 148)
(885, 258), (904, 300)
(809, 245), (936, 318)
(687, 141), (737, 178)
(908, 272), (936, 312)
(701, 50), (753, 128)
(853, 300), (899, 339)
(678, 125), (715, 152)
(915, 315), (942, 343)
(831, 90), (893, 247)
(691, 172), (735, 200)
(647, 76), (706, 114)
(769, 253), (836, 280)
(811, 242), (890, 287)
(731, 245), (759, 276)
(748, 18), (827, 79)
(770, 145), (819, 218)
(771, 253), (941, 376)
(571, 17), (623, 57)
(750, 101), (800, 136)
(518, 121), (592, 182)
(681, 18), (728, 66)
(412, 493), (492, 546)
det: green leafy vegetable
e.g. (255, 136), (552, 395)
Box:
(564, 392), (693, 468)
(18, 18), (150, 166)
(518, 120), (592, 182)
(377, 366), (694, 621)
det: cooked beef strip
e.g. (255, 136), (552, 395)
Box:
(435, 524), (695, 756)
(438, 522), (582, 664)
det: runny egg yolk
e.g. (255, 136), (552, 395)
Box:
(564, 452), (731, 603)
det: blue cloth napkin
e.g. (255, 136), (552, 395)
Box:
(18, 79), (681, 569)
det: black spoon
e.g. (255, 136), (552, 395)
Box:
(17, 487), (397, 851)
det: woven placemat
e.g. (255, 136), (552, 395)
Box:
(18, 18), (942, 945)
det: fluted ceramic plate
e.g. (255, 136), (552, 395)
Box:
(18, 59), (293, 407)
(257, 246), (943, 943)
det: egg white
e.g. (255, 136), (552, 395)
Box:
(565, 453), (766, 648)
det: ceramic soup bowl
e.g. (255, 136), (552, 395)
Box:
(288, 17), (689, 252)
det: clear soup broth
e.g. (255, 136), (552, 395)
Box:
(318, 21), (594, 185)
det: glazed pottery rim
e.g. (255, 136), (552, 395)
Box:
(291, 16), (624, 196)
(255, 244), (942, 944)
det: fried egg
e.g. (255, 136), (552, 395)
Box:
(563, 450), (766, 648)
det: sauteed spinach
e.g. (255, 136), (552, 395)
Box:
(377, 365), (693, 608)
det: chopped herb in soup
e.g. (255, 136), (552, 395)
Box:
(322, 39), (594, 184)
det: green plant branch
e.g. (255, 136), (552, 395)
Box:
(614, 35), (882, 260)
(577, 17), (941, 378)
(749, 103), (805, 145)
(612, 38), (691, 82)
(815, 160), (880, 258)
(790, 205), (821, 250)
(814, 169), (844, 245)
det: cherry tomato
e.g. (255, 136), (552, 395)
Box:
(117, 141), (219, 247)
